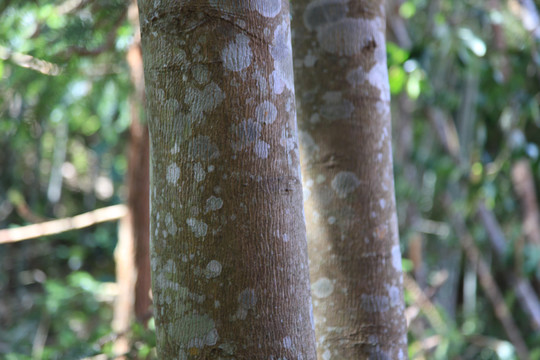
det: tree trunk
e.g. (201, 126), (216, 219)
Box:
(113, 2), (152, 356)
(137, 1), (317, 358)
(291, 2), (408, 358)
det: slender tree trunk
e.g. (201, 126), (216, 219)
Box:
(291, 2), (408, 358)
(125, 3), (152, 322)
(113, 2), (151, 356)
(137, 1), (317, 358)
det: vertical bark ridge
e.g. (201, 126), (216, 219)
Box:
(138, 1), (316, 358)
(291, 1), (408, 358)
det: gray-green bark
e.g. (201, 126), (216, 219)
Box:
(291, 1), (408, 358)
(137, 0), (317, 358)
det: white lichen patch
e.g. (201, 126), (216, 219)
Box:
(189, 135), (220, 162)
(387, 284), (400, 307)
(279, 128), (297, 152)
(303, 51), (318, 67)
(191, 63), (210, 84)
(322, 349), (331, 360)
(283, 335), (292, 349)
(166, 163), (180, 184)
(379, 198), (386, 209)
(331, 171), (361, 198)
(231, 118), (262, 151)
(184, 82), (225, 123)
(346, 66), (366, 86)
(205, 196), (223, 213)
(303, 0), (349, 31)
(235, 288), (257, 320)
(317, 18), (382, 56)
(222, 33), (253, 72)
(327, 216), (336, 225)
(298, 130), (319, 159)
(165, 212), (178, 236)
(253, 71), (268, 95)
(360, 294), (390, 313)
(193, 162), (206, 182)
(205, 260), (222, 279)
(320, 91), (355, 120)
(171, 142), (180, 154)
(254, 140), (270, 159)
(391, 245), (402, 271)
(270, 21), (294, 94)
(186, 218), (208, 238)
(255, 100), (278, 124)
(169, 314), (217, 349)
(251, 0), (281, 17)
(312, 277), (334, 298)
(367, 62), (391, 113)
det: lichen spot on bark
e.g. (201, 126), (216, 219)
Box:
(361, 294), (390, 313)
(368, 62), (391, 115)
(331, 171), (361, 198)
(317, 18), (381, 56)
(235, 288), (257, 320)
(230, 119), (262, 151)
(205, 260), (222, 278)
(254, 140), (270, 159)
(320, 91), (354, 120)
(169, 314), (218, 351)
(387, 284), (400, 307)
(221, 34), (253, 72)
(322, 349), (332, 360)
(192, 63), (210, 85)
(186, 218), (208, 238)
(251, 0), (281, 18)
(165, 212), (178, 235)
(255, 100), (278, 124)
(346, 66), (366, 86)
(312, 277), (334, 298)
(194, 162), (206, 182)
(167, 163), (180, 184)
(189, 135), (220, 162)
(391, 245), (402, 272)
(283, 335), (292, 349)
(303, 0), (349, 31)
(184, 83), (226, 122)
(205, 196), (223, 213)
(270, 20), (294, 94)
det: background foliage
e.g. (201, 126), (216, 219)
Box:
(0, 0), (539, 359)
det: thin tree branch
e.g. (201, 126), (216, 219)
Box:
(451, 206), (530, 360)
(0, 204), (127, 244)
(477, 202), (540, 331)
(0, 45), (61, 76)
(511, 159), (540, 247)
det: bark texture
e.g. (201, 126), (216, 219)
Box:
(137, 1), (316, 358)
(291, 1), (408, 358)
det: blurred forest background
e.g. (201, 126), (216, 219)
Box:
(1, 0), (540, 359)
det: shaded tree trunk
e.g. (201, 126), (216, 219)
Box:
(137, 0), (316, 358)
(291, 1), (408, 358)
(113, 2), (152, 356)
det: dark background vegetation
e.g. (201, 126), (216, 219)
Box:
(1, 0), (540, 359)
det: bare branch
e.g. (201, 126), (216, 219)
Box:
(0, 46), (61, 76)
(0, 204), (127, 244)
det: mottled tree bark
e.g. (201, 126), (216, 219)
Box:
(291, 1), (408, 359)
(137, 1), (316, 358)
